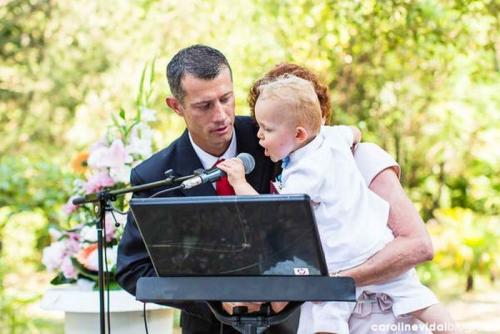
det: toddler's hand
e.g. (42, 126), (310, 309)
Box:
(217, 158), (247, 187)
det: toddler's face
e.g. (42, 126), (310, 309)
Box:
(255, 98), (298, 162)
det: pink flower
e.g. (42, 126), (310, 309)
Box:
(62, 196), (80, 215)
(87, 139), (129, 169)
(104, 212), (117, 242)
(61, 256), (78, 279)
(84, 172), (115, 194)
(65, 233), (81, 254)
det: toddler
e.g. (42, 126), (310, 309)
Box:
(218, 75), (458, 334)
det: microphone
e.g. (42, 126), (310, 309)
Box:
(181, 153), (255, 190)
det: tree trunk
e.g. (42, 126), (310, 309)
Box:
(466, 273), (474, 292)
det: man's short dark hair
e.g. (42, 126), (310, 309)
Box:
(166, 44), (232, 102)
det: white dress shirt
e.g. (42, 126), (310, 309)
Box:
(188, 130), (237, 188)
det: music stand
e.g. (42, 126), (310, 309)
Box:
(131, 194), (355, 334)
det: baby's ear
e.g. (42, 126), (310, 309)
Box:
(295, 126), (309, 143)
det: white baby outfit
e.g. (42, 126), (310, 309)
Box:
(275, 126), (437, 334)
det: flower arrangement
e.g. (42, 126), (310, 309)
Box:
(42, 63), (157, 289)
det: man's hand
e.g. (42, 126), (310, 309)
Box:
(222, 302), (264, 315)
(270, 302), (288, 313)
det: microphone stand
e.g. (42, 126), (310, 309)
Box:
(71, 170), (193, 334)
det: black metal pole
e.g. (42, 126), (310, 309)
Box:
(97, 197), (107, 334)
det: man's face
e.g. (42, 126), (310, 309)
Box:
(169, 67), (235, 157)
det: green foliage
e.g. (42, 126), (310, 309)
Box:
(0, 156), (73, 213)
(418, 208), (500, 291)
(0, 157), (72, 331)
(0, 292), (41, 334)
(0, 0), (498, 331)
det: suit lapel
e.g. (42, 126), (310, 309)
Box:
(174, 130), (217, 197)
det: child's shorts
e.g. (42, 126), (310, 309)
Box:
(297, 269), (438, 334)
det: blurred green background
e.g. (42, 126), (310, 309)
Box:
(1, 0), (499, 332)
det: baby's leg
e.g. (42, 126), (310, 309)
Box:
(409, 303), (461, 334)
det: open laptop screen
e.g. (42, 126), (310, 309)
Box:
(130, 194), (328, 276)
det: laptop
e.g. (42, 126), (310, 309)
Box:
(130, 194), (328, 277)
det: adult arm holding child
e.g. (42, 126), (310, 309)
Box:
(341, 144), (434, 286)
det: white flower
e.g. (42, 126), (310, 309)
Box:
(140, 107), (157, 123)
(131, 123), (154, 141)
(42, 241), (66, 272)
(106, 246), (118, 270)
(126, 138), (152, 158)
(80, 225), (98, 243)
(110, 165), (131, 184)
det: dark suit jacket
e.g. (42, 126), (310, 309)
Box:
(116, 116), (298, 333)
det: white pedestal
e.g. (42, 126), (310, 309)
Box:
(41, 287), (174, 334)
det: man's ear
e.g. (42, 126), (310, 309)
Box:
(166, 97), (183, 116)
(295, 126), (309, 143)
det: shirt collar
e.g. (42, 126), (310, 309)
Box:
(286, 131), (324, 167)
(189, 129), (237, 169)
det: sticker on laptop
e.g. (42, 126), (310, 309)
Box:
(293, 268), (310, 275)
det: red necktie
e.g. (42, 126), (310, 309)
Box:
(214, 159), (235, 196)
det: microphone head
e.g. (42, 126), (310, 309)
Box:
(237, 153), (255, 175)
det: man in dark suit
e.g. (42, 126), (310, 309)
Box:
(116, 45), (296, 333)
